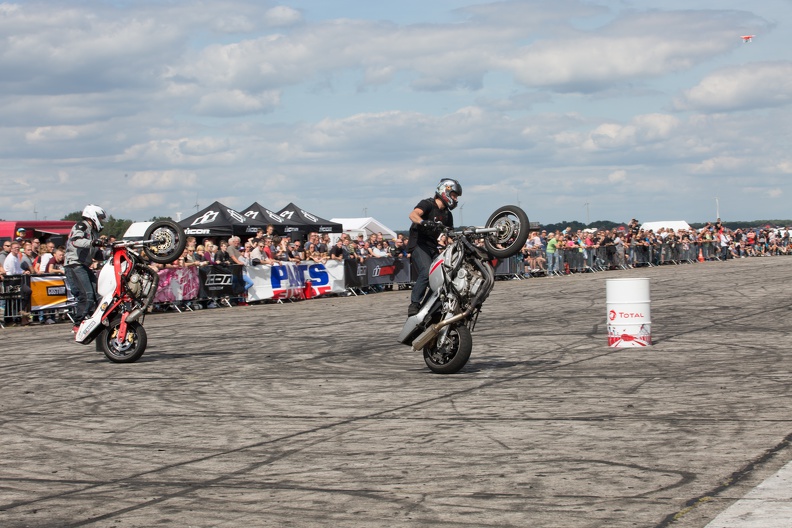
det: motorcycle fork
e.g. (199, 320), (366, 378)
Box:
(116, 311), (130, 343)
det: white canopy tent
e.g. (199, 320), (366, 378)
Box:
(122, 221), (154, 240)
(640, 220), (692, 233)
(330, 217), (398, 241)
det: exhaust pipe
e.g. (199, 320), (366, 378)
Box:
(411, 312), (468, 351)
(126, 307), (145, 323)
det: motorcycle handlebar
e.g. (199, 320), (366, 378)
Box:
(448, 226), (499, 237)
(111, 239), (159, 249)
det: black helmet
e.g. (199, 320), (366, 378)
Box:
(435, 179), (462, 210)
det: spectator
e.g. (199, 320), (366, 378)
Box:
(347, 241), (365, 263)
(371, 241), (389, 257)
(250, 239), (274, 266)
(45, 247), (66, 274)
(203, 241), (217, 264)
(20, 242), (35, 272)
(227, 236), (244, 265)
(35, 240), (56, 274)
(292, 239), (305, 261)
(287, 241), (302, 263)
(390, 238), (408, 258)
(328, 239), (346, 261)
(273, 236), (291, 263)
(2, 241), (32, 324)
(0, 240), (10, 267)
(194, 245), (206, 263)
(215, 241), (231, 265)
(316, 234), (330, 254)
(545, 232), (559, 275)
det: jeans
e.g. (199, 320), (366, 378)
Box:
(65, 264), (99, 322)
(410, 245), (438, 305)
(546, 251), (557, 274)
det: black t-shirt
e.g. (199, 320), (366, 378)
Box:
(328, 244), (345, 259)
(407, 197), (453, 252)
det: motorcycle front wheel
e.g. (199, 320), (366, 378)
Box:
(143, 219), (187, 264)
(99, 318), (148, 363)
(484, 205), (530, 259)
(423, 324), (472, 374)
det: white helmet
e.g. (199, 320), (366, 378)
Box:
(435, 179), (462, 210)
(82, 204), (107, 231)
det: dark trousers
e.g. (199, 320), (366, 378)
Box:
(410, 245), (438, 305)
(65, 264), (99, 322)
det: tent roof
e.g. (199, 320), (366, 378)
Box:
(240, 202), (305, 234)
(276, 202), (342, 233)
(330, 217), (398, 239)
(178, 201), (261, 237)
(122, 221), (154, 240)
(640, 220), (692, 232)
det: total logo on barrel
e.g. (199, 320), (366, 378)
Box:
(606, 278), (652, 348)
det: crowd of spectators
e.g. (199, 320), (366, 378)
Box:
(1, 237), (69, 325)
(520, 219), (792, 276)
(148, 226), (412, 273)
(3, 219), (792, 324)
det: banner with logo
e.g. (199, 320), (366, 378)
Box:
(365, 257), (398, 285)
(197, 264), (244, 299)
(301, 260), (345, 298)
(393, 257), (411, 284)
(344, 260), (368, 289)
(247, 263), (304, 301)
(30, 275), (74, 311)
(154, 267), (200, 303)
(246, 261), (346, 301)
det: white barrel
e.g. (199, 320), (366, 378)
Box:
(606, 278), (651, 347)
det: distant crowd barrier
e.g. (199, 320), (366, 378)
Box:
(3, 242), (787, 327)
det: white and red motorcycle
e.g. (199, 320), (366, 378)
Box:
(398, 205), (529, 374)
(74, 220), (187, 363)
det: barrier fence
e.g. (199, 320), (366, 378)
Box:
(1, 243), (787, 327)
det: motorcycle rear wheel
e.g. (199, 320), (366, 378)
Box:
(143, 219), (187, 264)
(484, 205), (530, 259)
(99, 318), (148, 363)
(423, 324), (472, 374)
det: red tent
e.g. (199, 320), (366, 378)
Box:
(0, 220), (76, 242)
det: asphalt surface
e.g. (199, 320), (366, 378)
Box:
(1, 256), (791, 527)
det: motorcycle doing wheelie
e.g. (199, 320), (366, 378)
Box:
(398, 205), (530, 374)
(74, 220), (187, 363)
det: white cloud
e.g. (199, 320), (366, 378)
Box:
(676, 61), (792, 112)
(608, 170), (627, 183)
(193, 89), (281, 116)
(129, 170), (198, 190)
(263, 6), (303, 28)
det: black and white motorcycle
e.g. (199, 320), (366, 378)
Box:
(398, 205), (529, 374)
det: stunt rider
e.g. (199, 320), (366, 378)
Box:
(406, 179), (462, 317)
(64, 204), (107, 332)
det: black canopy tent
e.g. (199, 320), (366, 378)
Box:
(276, 202), (343, 236)
(240, 202), (303, 236)
(178, 201), (268, 239)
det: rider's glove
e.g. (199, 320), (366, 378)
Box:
(421, 220), (442, 231)
(91, 239), (103, 247)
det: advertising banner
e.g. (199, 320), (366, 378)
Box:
(301, 260), (345, 298)
(198, 265), (244, 299)
(247, 263), (304, 301)
(344, 260), (368, 289)
(30, 275), (74, 311)
(246, 261), (347, 301)
(365, 257), (398, 285)
(154, 267), (200, 303)
(393, 257), (411, 284)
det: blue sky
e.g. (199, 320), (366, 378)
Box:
(1, 0), (789, 230)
